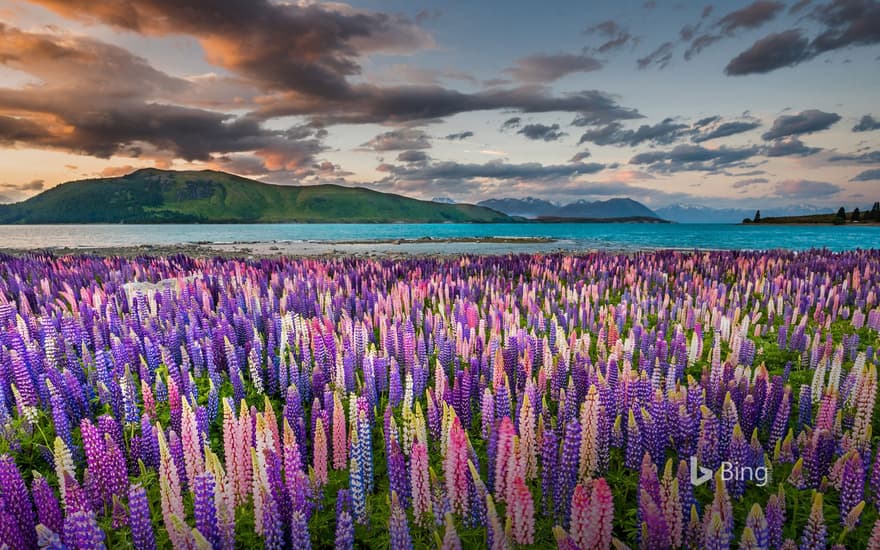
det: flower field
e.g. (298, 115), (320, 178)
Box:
(1, 250), (880, 549)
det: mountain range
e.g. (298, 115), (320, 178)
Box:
(476, 197), (661, 220)
(0, 169), (512, 224)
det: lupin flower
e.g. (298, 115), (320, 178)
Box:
(313, 416), (329, 486)
(32, 473), (63, 537)
(508, 476), (535, 545)
(63, 509), (106, 550)
(441, 512), (462, 550)
(800, 492), (827, 550)
(194, 471), (221, 549)
(389, 491), (414, 550)
(157, 428), (187, 549)
(411, 435), (433, 526)
(332, 392), (347, 470)
(128, 483), (157, 550)
(840, 450), (865, 522)
(444, 415), (470, 515)
(335, 489), (355, 550)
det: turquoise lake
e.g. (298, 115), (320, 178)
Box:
(0, 223), (878, 252)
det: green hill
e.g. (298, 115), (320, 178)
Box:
(0, 169), (512, 224)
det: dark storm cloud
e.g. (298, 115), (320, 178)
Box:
(692, 120), (761, 142)
(444, 131), (474, 140)
(851, 168), (880, 180)
(684, 1), (786, 59)
(763, 137), (822, 156)
(396, 150), (430, 163)
(853, 115), (880, 131)
(726, 0), (880, 75)
(505, 53), (602, 82)
(761, 109), (841, 140)
(517, 123), (567, 142)
(629, 144), (762, 172)
(637, 42), (674, 69)
(362, 129), (431, 151)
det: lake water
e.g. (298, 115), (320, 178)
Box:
(0, 223), (878, 252)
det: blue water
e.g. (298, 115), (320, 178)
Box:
(0, 223), (878, 252)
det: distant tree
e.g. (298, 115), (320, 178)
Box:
(852, 207), (861, 221)
(742, 217), (752, 224)
(754, 210), (761, 223)
(872, 201), (880, 220)
(837, 207), (847, 219)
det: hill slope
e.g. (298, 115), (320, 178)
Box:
(0, 169), (512, 224)
(478, 197), (660, 220)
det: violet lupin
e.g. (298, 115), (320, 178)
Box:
(128, 484), (156, 550)
(800, 492), (827, 550)
(32, 472), (63, 538)
(335, 489), (355, 550)
(389, 491), (413, 550)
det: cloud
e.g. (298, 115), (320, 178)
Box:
(829, 150), (880, 164)
(569, 150), (592, 163)
(505, 53), (602, 82)
(28, 0), (431, 100)
(629, 143), (761, 172)
(774, 179), (841, 197)
(362, 129), (431, 151)
(0, 179), (44, 192)
(373, 159), (606, 196)
(685, 1), (786, 59)
(790, 0), (812, 13)
(637, 42), (674, 69)
(761, 109), (840, 140)
(726, 0), (880, 75)
(586, 20), (635, 53)
(579, 119), (689, 147)
(517, 123), (567, 142)
(0, 24), (328, 175)
(851, 168), (880, 181)
(396, 150), (430, 163)
(444, 131), (474, 140)
(692, 120), (761, 142)
(733, 177), (769, 188)
(501, 117), (522, 130)
(99, 165), (139, 178)
(725, 29), (812, 75)
(853, 114), (880, 132)
(258, 85), (644, 125)
(763, 137), (822, 156)
(25, 2), (643, 127)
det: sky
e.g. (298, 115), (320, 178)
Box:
(0, 0), (878, 209)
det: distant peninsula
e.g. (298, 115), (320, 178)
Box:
(742, 204), (880, 225)
(0, 169), (672, 225)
